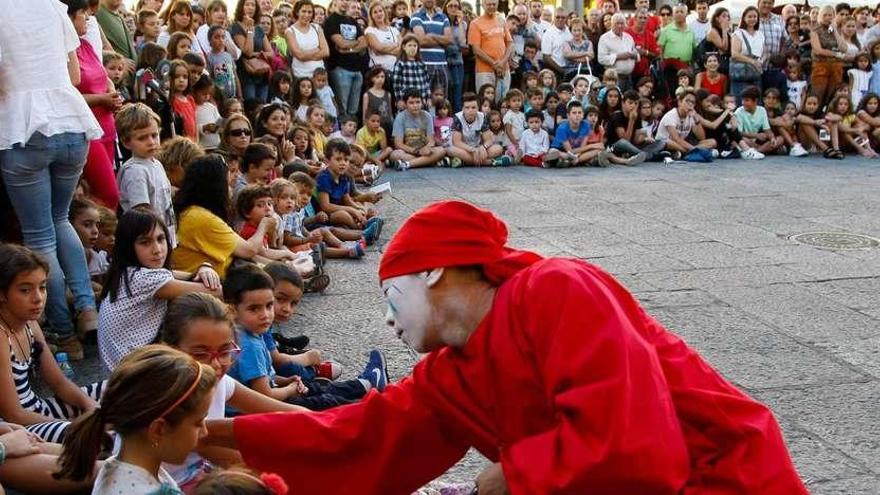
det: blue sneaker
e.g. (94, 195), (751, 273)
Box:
(357, 349), (388, 392)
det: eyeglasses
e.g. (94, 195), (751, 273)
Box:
(187, 345), (242, 365)
(228, 128), (252, 137)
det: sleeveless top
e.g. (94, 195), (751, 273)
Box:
(815, 25), (839, 62)
(365, 90), (394, 126)
(288, 23), (325, 78)
(6, 324), (45, 414)
(700, 72), (727, 97)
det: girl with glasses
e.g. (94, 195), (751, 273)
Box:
(160, 292), (303, 490)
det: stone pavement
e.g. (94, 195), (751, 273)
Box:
(73, 155), (879, 493)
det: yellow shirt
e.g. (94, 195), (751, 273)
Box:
(356, 126), (386, 155)
(313, 128), (327, 157)
(172, 206), (239, 278)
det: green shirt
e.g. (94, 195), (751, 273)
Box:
(734, 106), (770, 134)
(658, 24), (695, 63)
(95, 5), (135, 61)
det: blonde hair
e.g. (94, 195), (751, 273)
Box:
(115, 103), (162, 142)
(158, 136), (205, 176)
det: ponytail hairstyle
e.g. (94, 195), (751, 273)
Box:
(101, 208), (172, 304)
(161, 292), (231, 347)
(55, 345), (217, 481)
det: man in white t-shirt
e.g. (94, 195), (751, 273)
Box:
(541, 8), (572, 78)
(656, 89), (715, 155)
(529, 0), (551, 35)
(687, 0), (711, 45)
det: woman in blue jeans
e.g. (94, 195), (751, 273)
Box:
(0, 0), (104, 360)
(444, 0), (468, 113)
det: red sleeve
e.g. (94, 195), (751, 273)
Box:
(234, 376), (471, 494)
(499, 262), (691, 494)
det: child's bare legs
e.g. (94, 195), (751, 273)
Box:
(798, 125), (829, 152)
(372, 147), (392, 164)
(576, 148), (602, 165)
(777, 126), (796, 147)
(329, 226), (364, 242)
(329, 210), (359, 229)
(755, 136), (784, 154)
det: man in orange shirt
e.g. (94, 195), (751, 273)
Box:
(467, 0), (513, 103)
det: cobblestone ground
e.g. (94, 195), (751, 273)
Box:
(72, 156), (880, 493)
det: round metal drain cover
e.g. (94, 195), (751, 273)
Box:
(788, 232), (879, 250)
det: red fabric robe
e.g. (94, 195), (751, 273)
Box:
(234, 259), (808, 495)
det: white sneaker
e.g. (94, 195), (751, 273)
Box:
(741, 148), (765, 160)
(711, 149), (720, 158)
(789, 143), (809, 157)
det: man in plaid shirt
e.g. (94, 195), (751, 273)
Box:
(758, 0), (784, 68)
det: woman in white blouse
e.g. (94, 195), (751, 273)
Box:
(364, 1), (401, 71)
(730, 6), (765, 104)
(285, 0), (329, 79)
(196, 0), (242, 61)
(0, 0), (104, 359)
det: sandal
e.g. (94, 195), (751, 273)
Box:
(304, 273), (330, 293)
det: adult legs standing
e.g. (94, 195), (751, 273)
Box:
(0, 132), (95, 356)
(449, 63), (464, 112)
(330, 67), (364, 119)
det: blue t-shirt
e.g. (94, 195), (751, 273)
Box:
(261, 329), (277, 353)
(409, 9), (450, 65)
(316, 169), (352, 205)
(228, 327), (275, 386)
(551, 120), (591, 150)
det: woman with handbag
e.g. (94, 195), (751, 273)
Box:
(231, 0), (274, 109)
(730, 6), (764, 105)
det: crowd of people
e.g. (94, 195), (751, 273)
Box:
(0, 0), (875, 493)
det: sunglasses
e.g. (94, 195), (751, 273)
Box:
(228, 128), (252, 137)
(660, 12), (671, 17)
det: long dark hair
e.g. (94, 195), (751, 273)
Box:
(234, 0), (262, 23)
(173, 154), (231, 224)
(710, 7), (729, 33)
(739, 6), (761, 31)
(101, 208), (172, 304)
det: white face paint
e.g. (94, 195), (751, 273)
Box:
(382, 272), (437, 353)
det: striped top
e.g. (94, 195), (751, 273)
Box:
(409, 9), (450, 66)
(8, 325), (44, 414)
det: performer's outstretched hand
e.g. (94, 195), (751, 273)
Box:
(475, 463), (509, 495)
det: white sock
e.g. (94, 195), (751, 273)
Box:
(358, 378), (372, 391)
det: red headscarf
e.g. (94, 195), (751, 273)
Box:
(378, 200), (544, 285)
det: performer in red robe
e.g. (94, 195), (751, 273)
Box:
(206, 200), (808, 494)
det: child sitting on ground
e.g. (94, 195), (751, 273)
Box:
(487, 110), (515, 167)
(234, 143), (277, 196)
(161, 293), (304, 490)
(356, 111), (392, 174)
(289, 172), (368, 248)
(223, 265), (387, 410)
(97, 208), (221, 371)
(855, 92), (880, 149)
(734, 86), (784, 158)
(447, 93), (502, 167)
(329, 115), (358, 145)
(56, 346), (217, 493)
(545, 100), (594, 167)
(316, 140), (384, 243)
(69, 198), (108, 294)
(520, 109), (550, 167)
(0, 244), (105, 442)
(763, 88), (809, 156)
(796, 93), (843, 159)
(235, 185), (319, 279)
(826, 94), (879, 157)
(273, 178), (364, 261)
(116, 103), (178, 246)
(503, 89), (527, 160)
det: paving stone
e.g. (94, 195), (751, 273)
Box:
(756, 383), (880, 474)
(664, 241), (776, 269)
(704, 284), (879, 344)
(808, 476), (880, 495)
(636, 264), (809, 291)
(798, 278), (880, 312)
(633, 289), (719, 309)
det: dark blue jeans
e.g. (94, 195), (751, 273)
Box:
(448, 64), (464, 113)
